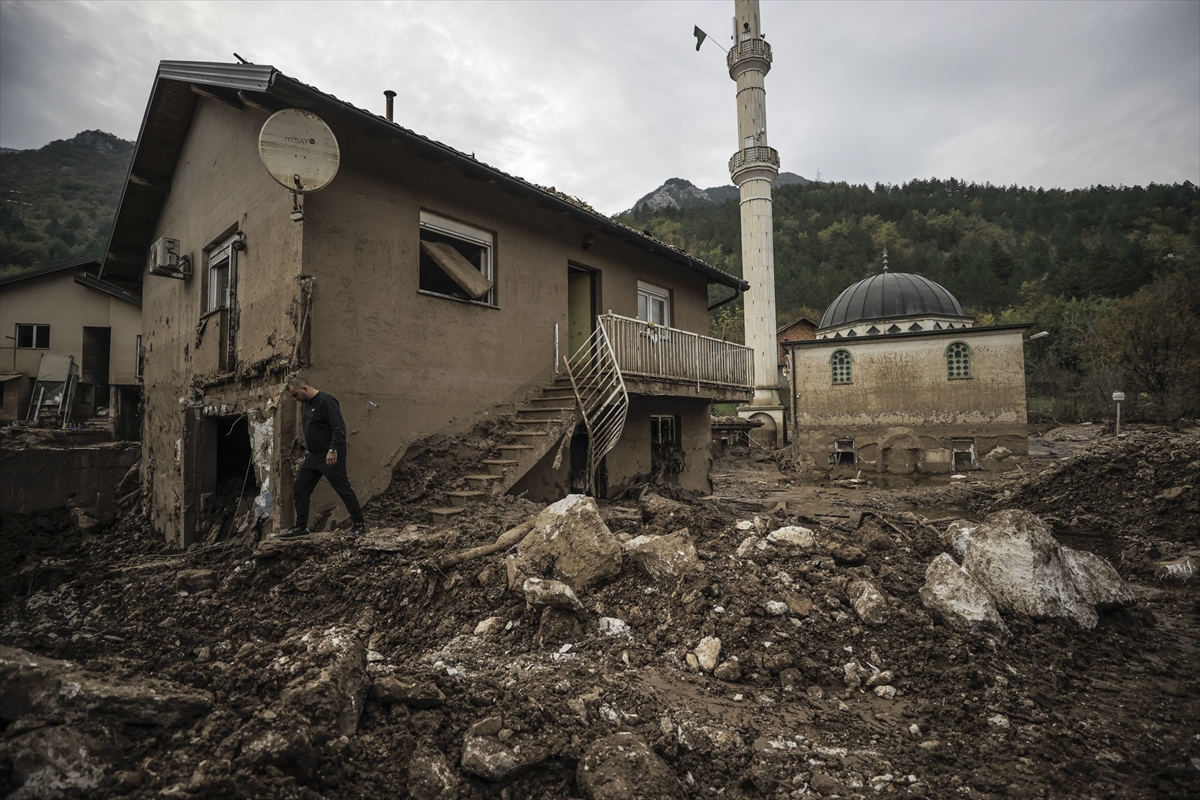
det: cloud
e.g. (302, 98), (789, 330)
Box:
(1, 0), (1196, 214)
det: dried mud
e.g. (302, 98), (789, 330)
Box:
(2, 425), (1197, 799)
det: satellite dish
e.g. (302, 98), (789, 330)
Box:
(258, 108), (340, 193)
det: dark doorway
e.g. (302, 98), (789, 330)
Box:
(216, 415), (258, 497)
(82, 326), (111, 409)
(831, 438), (856, 468)
(951, 439), (976, 472)
(569, 426), (607, 497)
(567, 266), (597, 359)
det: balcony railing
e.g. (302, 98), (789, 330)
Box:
(598, 313), (753, 392)
(729, 146), (780, 174)
(727, 38), (773, 70)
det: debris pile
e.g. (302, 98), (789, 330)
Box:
(1, 427), (1197, 799)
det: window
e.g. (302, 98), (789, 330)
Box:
(651, 414), (683, 475)
(831, 349), (852, 384)
(207, 236), (236, 311)
(946, 341), (972, 379)
(135, 335), (144, 379)
(419, 211), (495, 305)
(16, 324), (50, 349)
(651, 414), (679, 445)
(908, 323), (923, 332)
(886, 324), (901, 334)
(637, 281), (670, 327)
(952, 438), (976, 471)
(867, 326), (881, 336)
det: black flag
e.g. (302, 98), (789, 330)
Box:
(694, 26), (707, 52)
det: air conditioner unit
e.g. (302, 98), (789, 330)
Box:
(148, 237), (191, 279)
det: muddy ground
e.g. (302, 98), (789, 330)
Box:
(1, 424), (1197, 799)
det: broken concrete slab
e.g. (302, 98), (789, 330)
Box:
(919, 553), (1011, 642)
(518, 494), (622, 590)
(623, 528), (700, 580)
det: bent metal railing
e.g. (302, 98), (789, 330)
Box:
(598, 313), (753, 391)
(563, 322), (628, 497)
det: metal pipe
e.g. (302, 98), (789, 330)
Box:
(384, 90), (396, 122)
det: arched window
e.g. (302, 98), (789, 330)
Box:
(831, 349), (853, 384)
(946, 341), (972, 379)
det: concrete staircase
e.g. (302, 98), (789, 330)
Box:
(429, 383), (576, 523)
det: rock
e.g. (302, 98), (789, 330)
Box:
(518, 495), (623, 589)
(735, 535), (763, 557)
(685, 653), (700, 672)
(763, 652), (795, 675)
(782, 591), (813, 616)
(174, 569), (218, 593)
(843, 662), (861, 689)
(577, 732), (683, 800)
(825, 540), (866, 566)
(735, 520), (755, 531)
(779, 668), (803, 692)
(236, 726), (316, 781)
(961, 510), (1098, 628)
(810, 771), (849, 796)
(473, 616), (504, 635)
(847, 579), (889, 625)
(468, 717), (504, 737)
(714, 658), (742, 682)
(534, 607), (582, 648)
(694, 636), (721, 672)
(369, 676), (445, 708)
(278, 626), (368, 739)
(988, 714), (1011, 729)
(505, 554), (531, 591)
(855, 521), (895, 552)
(941, 521), (977, 560)
(985, 445), (1012, 461)
(641, 492), (688, 518)
(523, 577), (584, 612)
(874, 685), (897, 699)
(407, 745), (460, 800)
(764, 600), (788, 616)
(623, 529), (700, 580)
(460, 735), (523, 782)
(919, 553), (1011, 642)
(866, 669), (894, 688)
(766, 526), (818, 550)
(0, 645), (213, 728)
(1061, 547), (1136, 609)
(0, 723), (117, 800)
(1154, 554), (1197, 583)
(598, 617), (631, 637)
(807, 686), (824, 701)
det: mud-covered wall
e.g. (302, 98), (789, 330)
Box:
(293, 120), (713, 523)
(0, 442), (140, 513)
(788, 327), (1029, 473)
(605, 397), (712, 496)
(0, 271), (142, 387)
(139, 98), (303, 545)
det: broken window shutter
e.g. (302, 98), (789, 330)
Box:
(419, 240), (493, 300)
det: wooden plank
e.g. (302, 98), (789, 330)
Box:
(420, 240), (493, 300)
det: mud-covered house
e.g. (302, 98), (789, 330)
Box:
(782, 272), (1031, 474)
(99, 61), (753, 546)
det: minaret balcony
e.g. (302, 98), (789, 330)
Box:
(728, 146), (780, 180)
(727, 38), (773, 73)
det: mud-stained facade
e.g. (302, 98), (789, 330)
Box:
(102, 62), (750, 546)
(785, 325), (1031, 474)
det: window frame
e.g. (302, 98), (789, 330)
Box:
(945, 340), (973, 380)
(418, 210), (496, 306)
(206, 235), (237, 312)
(830, 348), (853, 384)
(15, 323), (51, 349)
(637, 281), (671, 327)
(135, 334), (144, 380)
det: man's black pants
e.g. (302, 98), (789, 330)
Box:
(293, 452), (364, 528)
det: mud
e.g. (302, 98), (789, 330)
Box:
(1, 425), (1197, 799)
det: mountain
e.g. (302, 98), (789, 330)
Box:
(0, 130), (134, 278)
(627, 172), (809, 213)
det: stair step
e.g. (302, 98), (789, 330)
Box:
(447, 490), (486, 508)
(430, 506), (465, 523)
(513, 418), (552, 427)
(464, 474), (502, 491)
(510, 430), (548, 437)
(518, 405), (573, 416)
(481, 458), (518, 476)
(498, 444), (534, 453)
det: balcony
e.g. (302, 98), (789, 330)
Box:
(598, 313), (753, 401)
(727, 38), (773, 71)
(729, 146), (780, 175)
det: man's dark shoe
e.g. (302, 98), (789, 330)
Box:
(345, 522), (368, 538)
(278, 526), (310, 540)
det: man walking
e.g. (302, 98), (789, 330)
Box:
(279, 376), (367, 538)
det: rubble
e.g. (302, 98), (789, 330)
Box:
(623, 529), (700, 580)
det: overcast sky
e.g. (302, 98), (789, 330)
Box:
(1, 0), (1197, 214)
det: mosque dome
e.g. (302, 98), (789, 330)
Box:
(818, 273), (966, 330)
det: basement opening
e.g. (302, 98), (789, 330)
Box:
(952, 438), (976, 472)
(651, 414), (684, 477)
(200, 415), (261, 543)
(830, 438), (856, 468)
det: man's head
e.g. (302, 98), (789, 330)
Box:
(286, 376), (318, 402)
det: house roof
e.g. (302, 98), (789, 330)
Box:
(0, 256), (101, 287)
(777, 316), (817, 334)
(100, 61), (749, 295)
(73, 273), (142, 306)
(819, 273), (967, 329)
(782, 322), (1033, 349)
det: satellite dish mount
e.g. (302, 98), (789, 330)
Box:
(257, 109), (341, 223)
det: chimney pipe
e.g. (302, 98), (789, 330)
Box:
(384, 90), (396, 122)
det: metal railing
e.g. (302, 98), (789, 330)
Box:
(727, 38), (773, 69)
(598, 313), (753, 391)
(728, 146), (780, 174)
(564, 322), (628, 497)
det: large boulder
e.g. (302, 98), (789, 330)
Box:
(276, 625), (368, 740)
(1062, 548), (1136, 610)
(407, 745), (460, 800)
(624, 529), (700, 580)
(919, 553), (1011, 641)
(576, 733), (683, 800)
(961, 510), (1099, 628)
(518, 495), (623, 590)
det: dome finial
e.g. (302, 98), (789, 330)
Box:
(882, 248), (889, 273)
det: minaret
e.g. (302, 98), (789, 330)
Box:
(730, 0), (784, 441)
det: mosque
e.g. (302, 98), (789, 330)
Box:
(781, 269), (1032, 475)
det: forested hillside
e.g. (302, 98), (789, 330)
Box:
(0, 131), (134, 278)
(618, 179), (1200, 421)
